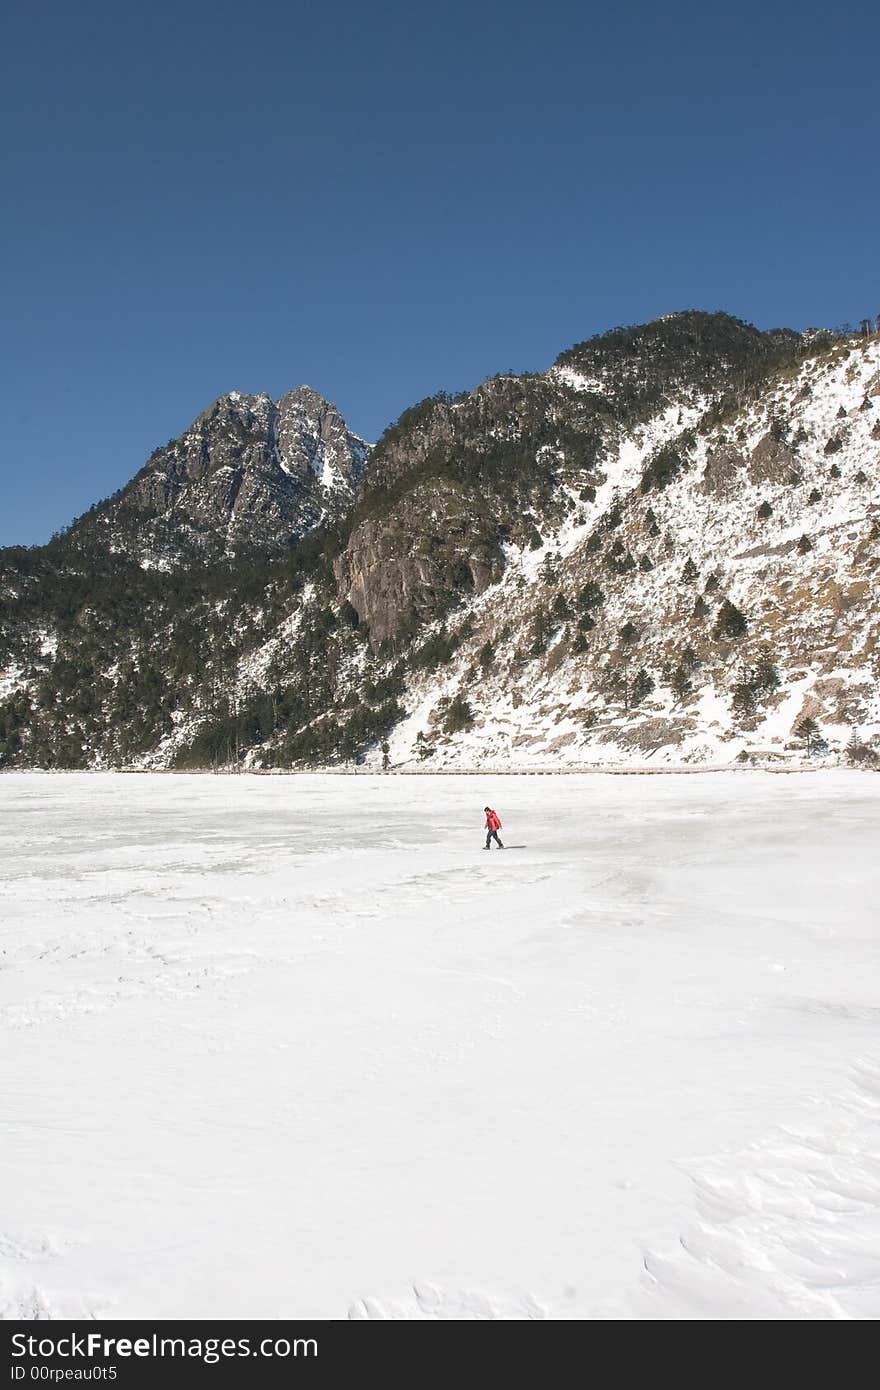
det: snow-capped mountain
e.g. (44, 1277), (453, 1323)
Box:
(1, 312), (878, 771)
(60, 385), (369, 567)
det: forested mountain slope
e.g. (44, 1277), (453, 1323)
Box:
(2, 312), (878, 770)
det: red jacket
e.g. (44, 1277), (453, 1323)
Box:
(484, 809), (502, 832)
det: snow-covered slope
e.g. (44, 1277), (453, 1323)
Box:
(375, 334), (880, 769)
(2, 771), (878, 1319)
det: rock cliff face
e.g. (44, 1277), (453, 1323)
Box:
(334, 482), (502, 647)
(333, 372), (614, 644)
(65, 386), (368, 566)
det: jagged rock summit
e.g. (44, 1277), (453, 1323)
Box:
(65, 385), (369, 567)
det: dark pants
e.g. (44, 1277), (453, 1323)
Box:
(486, 829), (504, 848)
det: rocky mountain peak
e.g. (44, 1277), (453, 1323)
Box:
(276, 386), (368, 494)
(56, 385), (370, 568)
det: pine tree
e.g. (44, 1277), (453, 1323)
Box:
(671, 662), (692, 701)
(530, 609), (549, 655)
(844, 728), (876, 764)
(713, 599), (748, 639)
(682, 645), (700, 672)
(541, 551), (560, 583)
(752, 646), (780, 693)
(443, 694), (474, 735)
(795, 717), (819, 755)
(631, 668), (655, 705)
(681, 557), (699, 583)
(577, 579), (605, 611)
(732, 678), (758, 719)
(551, 592), (570, 622)
(339, 599), (360, 629)
(606, 661), (631, 711)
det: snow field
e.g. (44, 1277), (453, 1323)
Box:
(1, 771), (878, 1319)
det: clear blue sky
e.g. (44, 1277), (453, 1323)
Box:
(2, 0), (877, 546)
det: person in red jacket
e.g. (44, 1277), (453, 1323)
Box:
(484, 806), (504, 850)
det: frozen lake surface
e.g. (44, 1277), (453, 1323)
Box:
(1, 770), (879, 1320)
